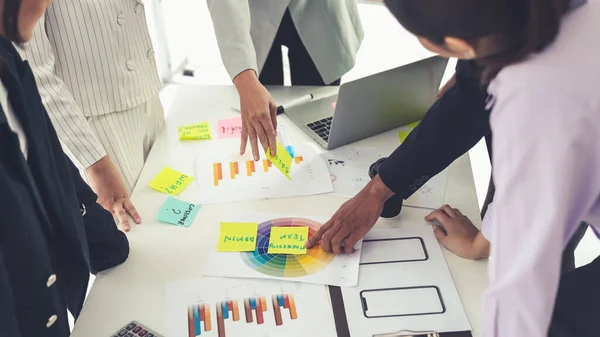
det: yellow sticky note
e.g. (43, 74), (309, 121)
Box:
(268, 227), (308, 254)
(217, 222), (259, 252)
(398, 120), (421, 144)
(398, 131), (411, 143)
(405, 120), (421, 129)
(178, 122), (212, 140)
(266, 141), (293, 180)
(149, 167), (194, 195)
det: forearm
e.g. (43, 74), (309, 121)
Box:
(207, 0), (259, 80)
(20, 17), (106, 168)
(378, 61), (490, 198)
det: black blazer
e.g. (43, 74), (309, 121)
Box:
(378, 61), (491, 199)
(0, 38), (92, 336)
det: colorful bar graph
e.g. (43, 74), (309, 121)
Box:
(272, 295), (283, 326)
(213, 163), (223, 186)
(262, 160), (272, 172)
(245, 160), (256, 176)
(188, 303), (212, 337)
(188, 294), (296, 335)
(229, 162), (240, 180)
(288, 295), (298, 319)
(255, 297), (264, 324)
(294, 156), (304, 164)
(214, 300), (240, 337)
(272, 294), (298, 324)
(204, 304), (212, 331)
(216, 303), (225, 337)
(244, 298), (253, 323)
(187, 306), (195, 337)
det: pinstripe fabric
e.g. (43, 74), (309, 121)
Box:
(18, 0), (162, 168)
(86, 94), (164, 192)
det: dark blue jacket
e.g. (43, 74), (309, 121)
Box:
(0, 37), (127, 336)
(378, 61), (491, 198)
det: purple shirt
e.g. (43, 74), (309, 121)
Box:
(483, 1), (599, 336)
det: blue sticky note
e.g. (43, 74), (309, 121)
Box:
(157, 196), (200, 227)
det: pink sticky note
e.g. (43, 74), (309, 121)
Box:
(332, 102), (337, 110)
(217, 116), (243, 138)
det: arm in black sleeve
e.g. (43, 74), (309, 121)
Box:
(378, 61), (491, 199)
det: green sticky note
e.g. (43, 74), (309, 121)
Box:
(266, 141), (293, 180)
(149, 167), (194, 195)
(157, 196), (200, 227)
(217, 222), (259, 252)
(268, 227), (308, 254)
(178, 122), (212, 140)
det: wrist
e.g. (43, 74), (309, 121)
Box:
(469, 231), (491, 260)
(366, 175), (395, 204)
(233, 69), (259, 91)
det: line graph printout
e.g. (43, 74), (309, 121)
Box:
(164, 278), (336, 337)
(323, 146), (448, 209)
(196, 143), (333, 204)
(204, 214), (361, 287)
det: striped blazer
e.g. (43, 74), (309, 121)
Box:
(18, 0), (162, 168)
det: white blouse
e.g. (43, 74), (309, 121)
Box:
(0, 81), (27, 159)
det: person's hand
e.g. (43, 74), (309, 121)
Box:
(86, 156), (141, 232)
(306, 175), (394, 254)
(437, 73), (456, 99)
(233, 69), (278, 161)
(425, 205), (490, 260)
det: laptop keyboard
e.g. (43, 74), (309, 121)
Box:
(307, 117), (333, 142)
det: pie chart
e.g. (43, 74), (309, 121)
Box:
(241, 218), (335, 278)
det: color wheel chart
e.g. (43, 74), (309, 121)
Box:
(241, 218), (334, 278)
(186, 294), (298, 337)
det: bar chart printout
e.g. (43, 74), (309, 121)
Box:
(196, 143), (333, 204)
(185, 294), (299, 337)
(166, 278), (335, 337)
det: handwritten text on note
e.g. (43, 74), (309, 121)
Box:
(217, 222), (259, 252)
(217, 116), (243, 139)
(149, 167), (194, 195)
(266, 141), (293, 180)
(268, 227), (308, 254)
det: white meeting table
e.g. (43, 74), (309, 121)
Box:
(71, 84), (488, 337)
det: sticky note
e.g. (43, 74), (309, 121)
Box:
(398, 120), (421, 144)
(178, 122), (211, 140)
(217, 116), (243, 138)
(217, 222), (259, 252)
(268, 227), (308, 254)
(398, 131), (411, 143)
(157, 196), (200, 227)
(149, 167), (194, 195)
(332, 102), (337, 110)
(266, 141), (293, 180)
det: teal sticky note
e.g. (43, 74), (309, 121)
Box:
(157, 196), (200, 227)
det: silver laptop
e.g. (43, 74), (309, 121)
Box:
(286, 56), (448, 150)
